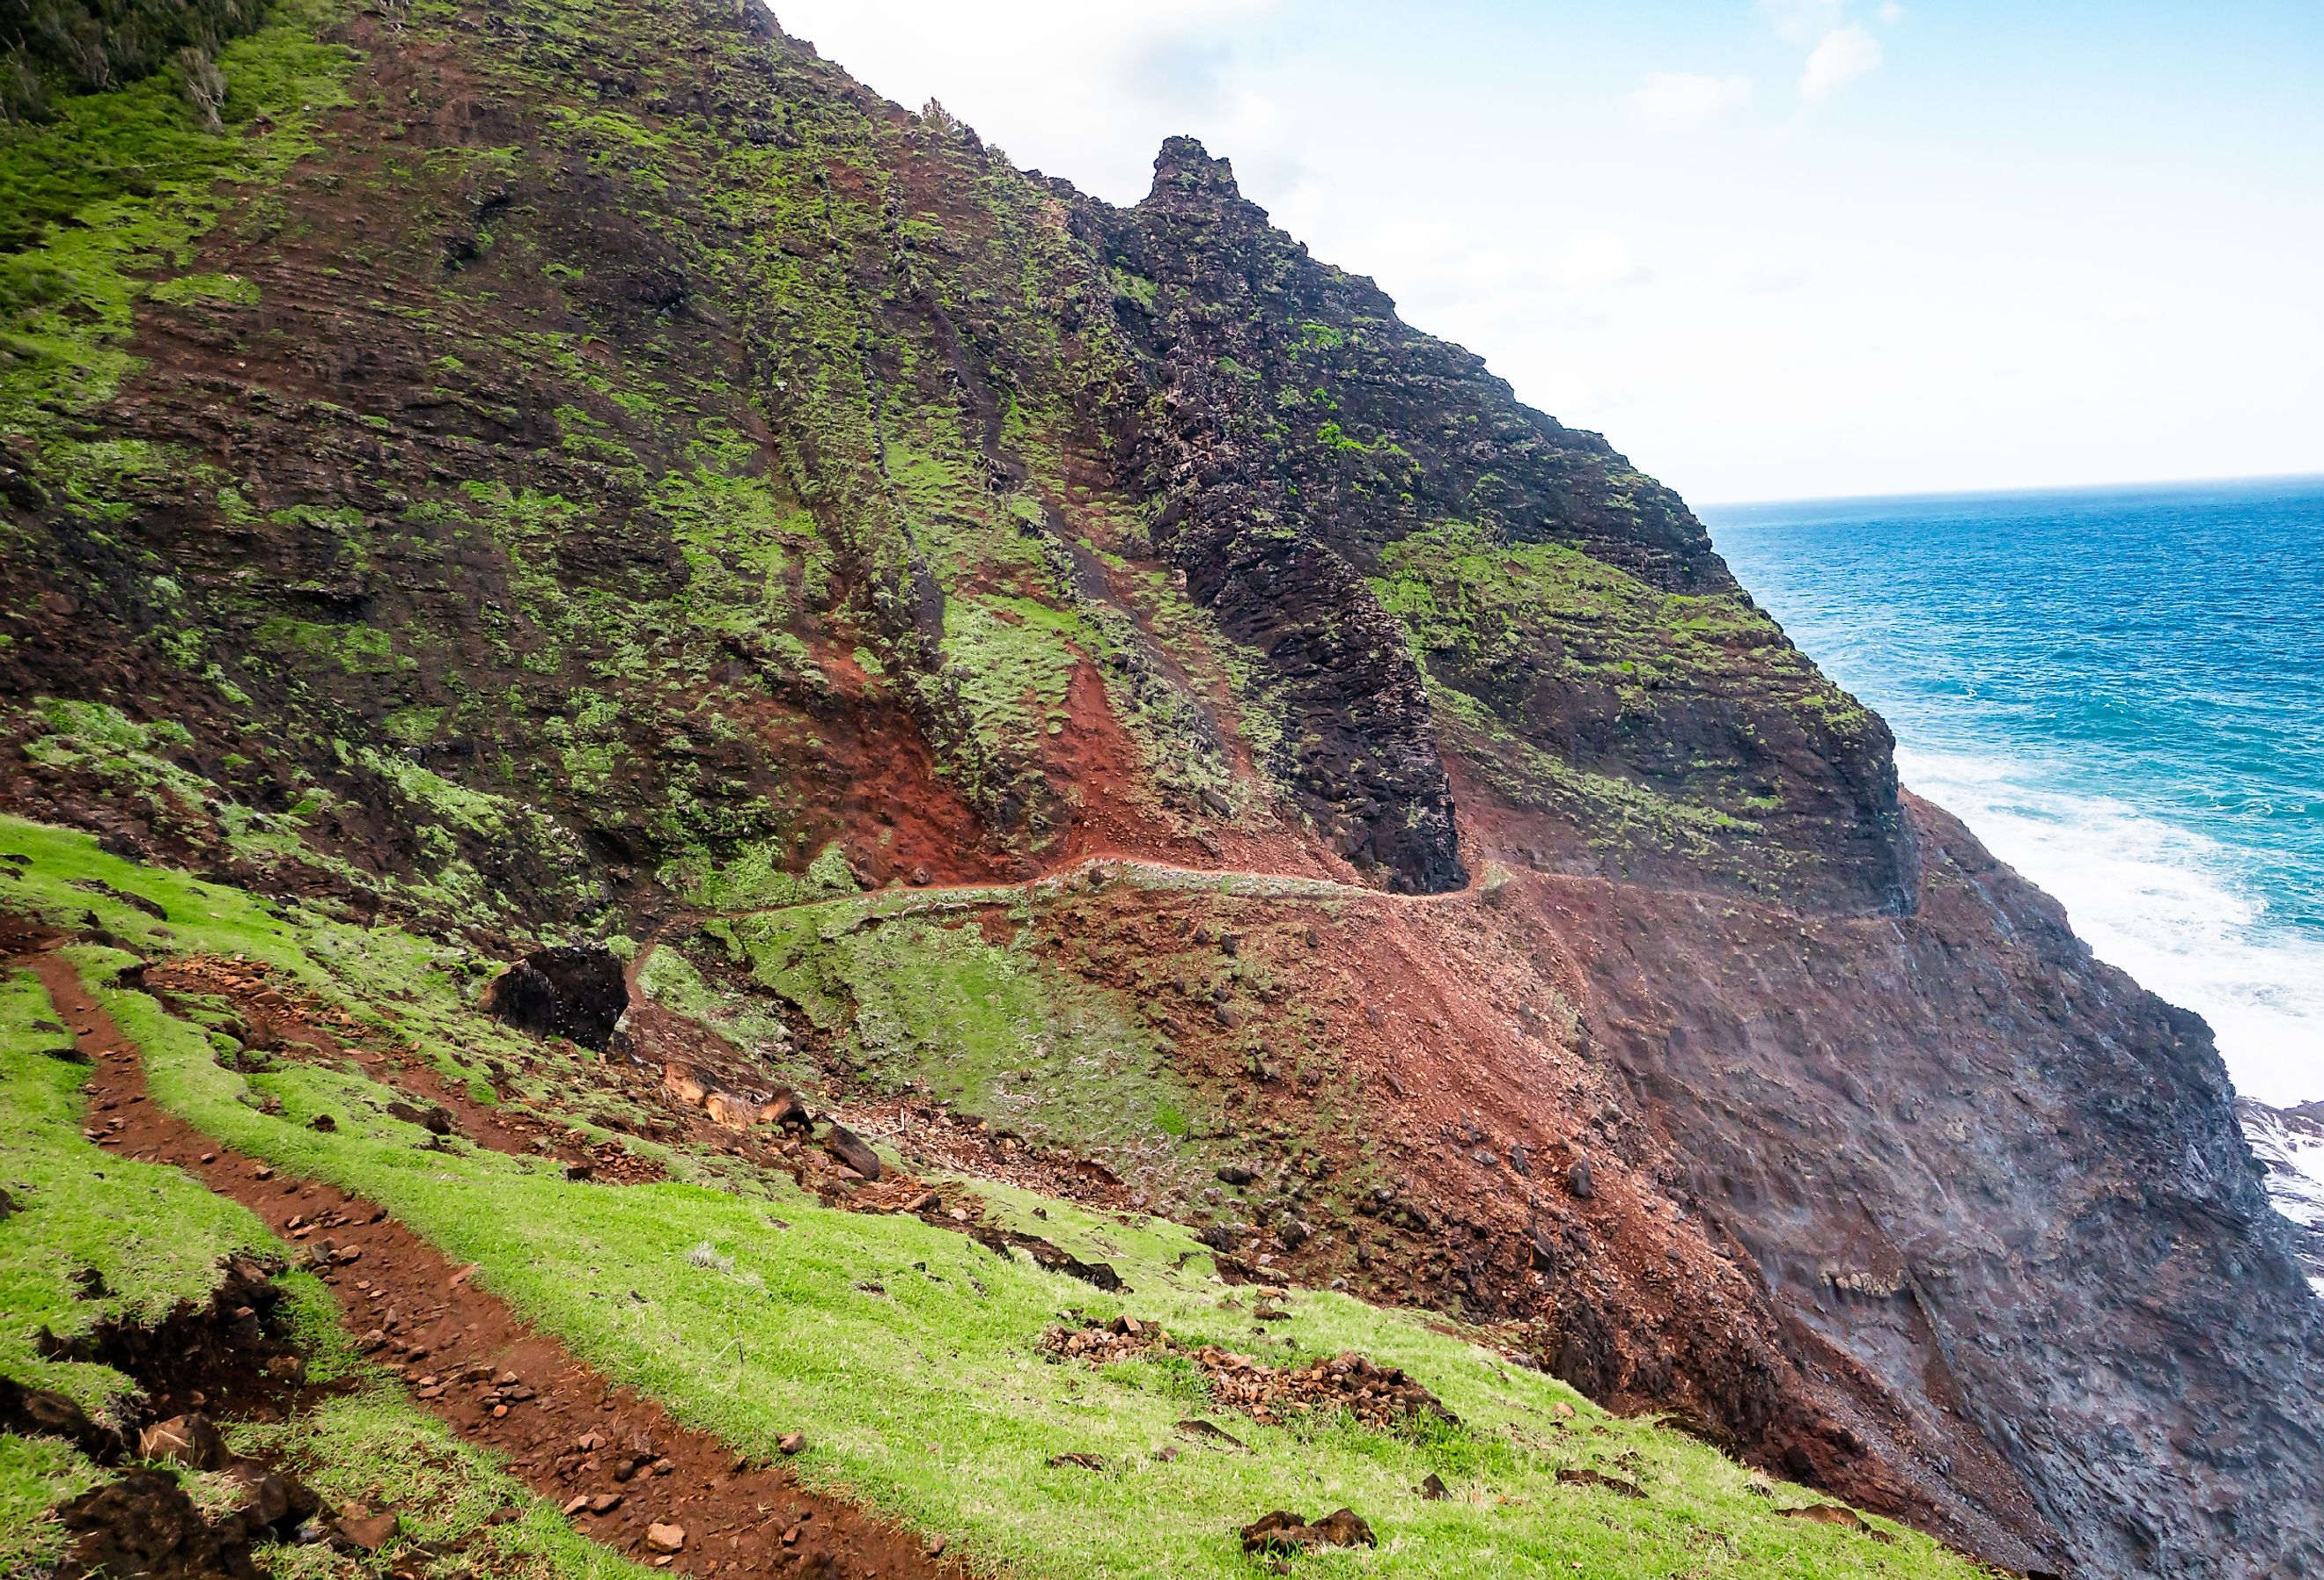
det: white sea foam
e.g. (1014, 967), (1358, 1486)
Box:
(1901, 746), (2324, 1107)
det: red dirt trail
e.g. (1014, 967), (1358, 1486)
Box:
(16, 943), (964, 1580)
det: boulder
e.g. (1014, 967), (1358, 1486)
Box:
(704, 1089), (761, 1130)
(820, 1123), (882, 1179)
(139, 1414), (224, 1470)
(482, 945), (629, 1049)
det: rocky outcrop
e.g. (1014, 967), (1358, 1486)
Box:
(1518, 797), (2323, 1576)
(482, 945), (629, 1050)
(2241, 1097), (2324, 1289)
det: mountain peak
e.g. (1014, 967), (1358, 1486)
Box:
(1149, 134), (1242, 201)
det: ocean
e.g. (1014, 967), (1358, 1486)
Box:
(1704, 476), (2324, 1109)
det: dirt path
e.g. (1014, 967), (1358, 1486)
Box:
(19, 946), (964, 1580)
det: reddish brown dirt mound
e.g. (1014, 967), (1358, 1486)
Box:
(1042, 1318), (1453, 1432)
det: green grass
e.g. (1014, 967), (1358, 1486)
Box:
(0, 1429), (103, 1574)
(0, 915), (655, 1580)
(246, 1276), (655, 1580)
(0, 963), (268, 1419)
(0, 819), (1989, 1580)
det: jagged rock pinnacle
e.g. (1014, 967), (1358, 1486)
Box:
(1150, 135), (1240, 200)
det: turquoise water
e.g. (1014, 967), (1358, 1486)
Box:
(1705, 477), (2324, 1106)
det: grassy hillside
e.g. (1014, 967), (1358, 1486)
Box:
(0, 914), (655, 1580)
(0, 814), (1982, 1578)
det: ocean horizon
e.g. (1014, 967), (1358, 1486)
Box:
(1706, 474), (2324, 1109)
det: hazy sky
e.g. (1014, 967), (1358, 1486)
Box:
(764, 1), (2323, 504)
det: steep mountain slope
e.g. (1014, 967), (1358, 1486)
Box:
(0, 1), (2317, 1576)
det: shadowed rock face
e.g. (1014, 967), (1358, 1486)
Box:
(482, 946), (629, 1049)
(1521, 797), (2324, 1576)
(0, 0), (2315, 1572)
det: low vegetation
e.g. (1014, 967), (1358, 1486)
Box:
(0, 816), (1987, 1577)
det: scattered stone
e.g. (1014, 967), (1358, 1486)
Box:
(644, 1522), (686, 1553)
(1048, 1324), (1453, 1431)
(778, 1432), (805, 1455)
(139, 1414), (225, 1470)
(335, 1510), (400, 1551)
(308, 1113), (336, 1133)
(1418, 1473), (1449, 1501)
(1239, 1508), (1376, 1554)
(974, 1228), (1122, 1290)
(1216, 1165), (1256, 1187)
(385, 1100), (455, 1136)
(1556, 1467), (1644, 1499)
(1046, 1452), (1105, 1470)
(0, 1187), (17, 1222)
(1173, 1419), (1247, 1451)
(1566, 1156), (1593, 1199)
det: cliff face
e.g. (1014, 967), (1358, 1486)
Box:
(0, 0), (2317, 1574)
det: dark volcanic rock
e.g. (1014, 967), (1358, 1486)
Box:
(820, 1123), (882, 1180)
(0, 1375), (121, 1462)
(482, 945), (629, 1049)
(1531, 797), (2324, 1577)
(1239, 1507), (1376, 1554)
(55, 1465), (315, 1580)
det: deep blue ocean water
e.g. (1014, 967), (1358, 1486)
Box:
(1705, 476), (2324, 1107)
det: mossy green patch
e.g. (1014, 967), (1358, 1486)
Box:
(0, 0), (353, 445)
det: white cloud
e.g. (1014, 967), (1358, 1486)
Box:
(1715, 248), (1808, 293)
(764, 0), (1282, 202)
(1761, 0), (1849, 44)
(1800, 25), (1884, 98)
(1629, 71), (1754, 129)
(1879, 1), (1906, 21)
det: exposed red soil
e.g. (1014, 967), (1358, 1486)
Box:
(1042, 1317), (1454, 1433)
(16, 944), (966, 1580)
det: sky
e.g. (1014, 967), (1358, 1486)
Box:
(761, 1), (2324, 504)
